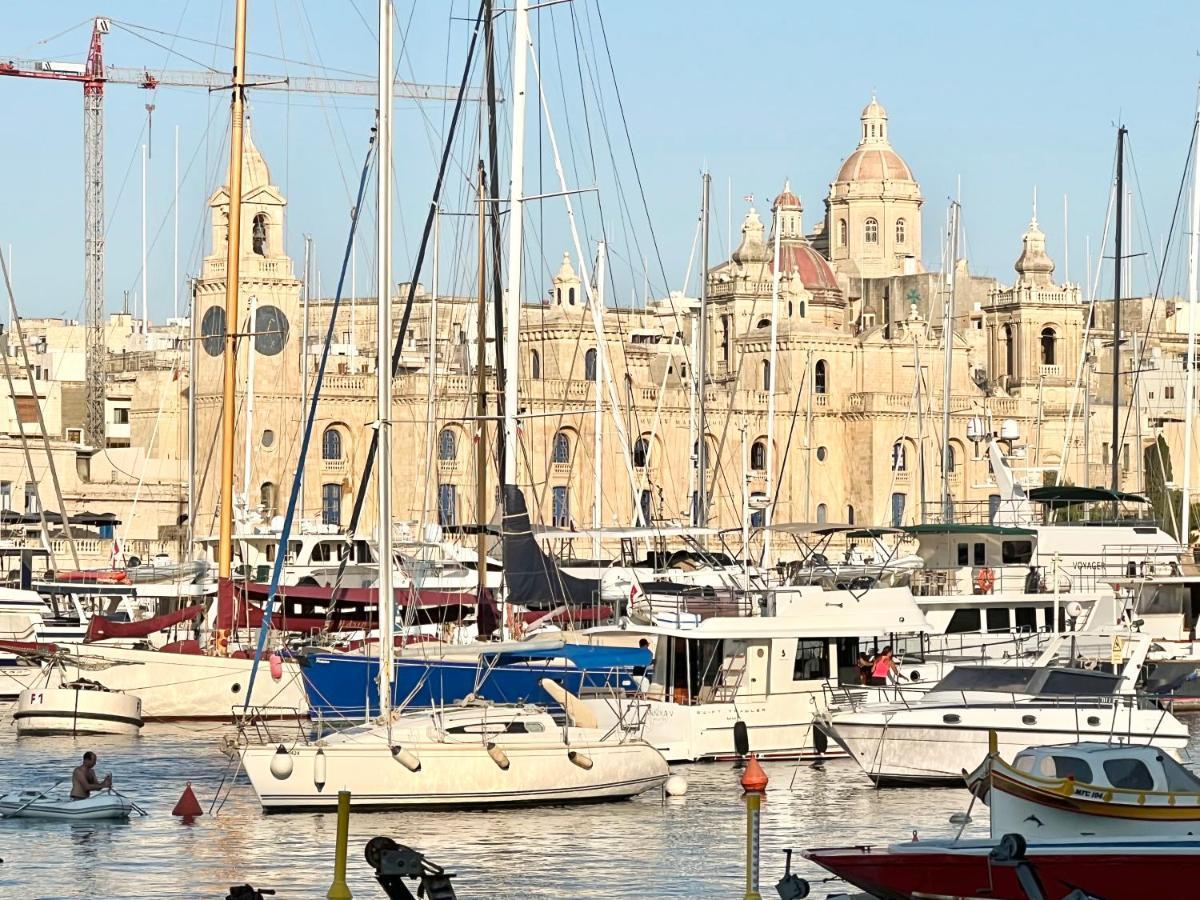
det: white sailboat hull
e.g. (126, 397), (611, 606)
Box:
(55, 644), (307, 721)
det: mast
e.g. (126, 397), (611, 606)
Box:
(174, 126), (180, 321)
(187, 276), (197, 555)
(1183, 102), (1200, 547)
(301, 234), (312, 519)
(242, 294), (258, 510)
(141, 142), (148, 327)
(593, 242), (606, 558)
(1111, 126), (1126, 495)
(424, 208), (439, 524)
(941, 202), (959, 521)
(697, 172), (711, 529)
(375, 0), (395, 721)
(763, 201), (781, 566)
(215, 0), (249, 643)
(474, 162), (488, 608)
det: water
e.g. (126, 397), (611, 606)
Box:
(2, 712), (1197, 899)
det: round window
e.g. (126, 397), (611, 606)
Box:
(262, 429), (275, 448)
(816, 446), (828, 462)
(254, 304), (290, 356)
(200, 306), (226, 357)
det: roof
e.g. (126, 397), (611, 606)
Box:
(835, 146), (914, 183)
(903, 523), (1036, 537)
(1028, 486), (1149, 505)
(774, 241), (840, 292)
(584, 619), (902, 641)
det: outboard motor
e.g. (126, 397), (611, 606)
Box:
(366, 837), (458, 900)
(225, 887), (275, 900)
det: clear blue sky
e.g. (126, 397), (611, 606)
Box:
(2, 1), (1199, 321)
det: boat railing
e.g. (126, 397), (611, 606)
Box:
(233, 706), (313, 747)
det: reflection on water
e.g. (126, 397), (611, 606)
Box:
(1, 709), (1197, 898)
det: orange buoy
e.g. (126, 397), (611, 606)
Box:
(740, 754), (768, 793)
(172, 782), (203, 818)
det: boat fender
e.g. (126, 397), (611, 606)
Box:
(733, 720), (750, 757)
(269, 745), (294, 780)
(486, 742), (510, 770)
(990, 833), (1027, 863)
(813, 726), (829, 756)
(664, 774), (688, 796)
(313, 748), (327, 792)
(269, 653), (283, 680)
(568, 750), (594, 770)
(390, 745), (421, 772)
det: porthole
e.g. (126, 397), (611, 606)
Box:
(816, 446), (828, 462)
(1087, 716), (1101, 727)
(1022, 715), (1037, 726)
(231, 682), (242, 694)
(942, 714), (961, 724)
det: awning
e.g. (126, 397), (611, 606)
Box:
(902, 524), (1036, 537)
(1027, 486), (1148, 505)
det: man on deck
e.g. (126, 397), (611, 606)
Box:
(71, 751), (112, 800)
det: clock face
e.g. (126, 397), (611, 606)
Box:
(200, 306), (226, 357)
(254, 305), (290, 356)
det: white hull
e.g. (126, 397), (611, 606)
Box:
(988, 782), (1200, 838)
(15, 685), (143, 736)
(56, 644), (307, 721)
(242, 707), (669, 811)
(822, 704), (1189, 785)
(0, 791), (135, 821)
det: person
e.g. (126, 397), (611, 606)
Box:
(634, 637), (654, 690)
(856, 652), (872, 685)
(1024, 566), (1041, 594)
(71, 751), (112, 800)
(868, 646), (899, 686)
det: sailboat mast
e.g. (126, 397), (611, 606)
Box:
(697, 172), (711, 529)
(215, 0), (249, 643)
(475, 162), (489, 605)
(376, 0), (395, 720)
(593, 242), (606, 559)
(941, 201), (959, 521)
(763, 202), (781, 567)
(1111, 126), (1126, 495)
(1183, 104), (1200, 546)
(243, 294), (258, 509)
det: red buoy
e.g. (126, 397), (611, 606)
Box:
(740, 754), (768, 793)
(172, 782), (203, 818)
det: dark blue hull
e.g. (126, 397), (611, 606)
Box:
(301, 651), (641, 719)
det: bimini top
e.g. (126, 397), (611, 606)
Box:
(902, 523), (1036, 537)
(1027, 486), (1149, 506)
(765, 522), (903, 538)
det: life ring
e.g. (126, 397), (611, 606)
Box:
(975, 567), (996, 594)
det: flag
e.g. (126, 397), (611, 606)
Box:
(743, 194), (754, 204)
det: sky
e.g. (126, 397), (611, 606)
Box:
(1, 1), (1200, 322)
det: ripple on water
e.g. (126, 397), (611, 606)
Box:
(2, 707), (1198, 898)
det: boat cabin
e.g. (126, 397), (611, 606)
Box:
(1012, 743), (1200, 793)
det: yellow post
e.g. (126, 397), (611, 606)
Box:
(327, 790), (352, 899)
(744, 791), (763, 900)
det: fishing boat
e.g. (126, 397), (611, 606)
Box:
(966, 739), (1200, 839)
(14, 668), (143, 736)
(816, 629), (1189, 786)
(0, 790), (140, 821)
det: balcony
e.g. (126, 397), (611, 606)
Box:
(1039, 363), (1064, 379)
(437, 459), (461, 477)
(322, 458), (348, 476)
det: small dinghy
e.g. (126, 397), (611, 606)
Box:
(15, 675), (143, 736)
(0, 790), (139, 821)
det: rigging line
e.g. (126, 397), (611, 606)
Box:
(243, 127), (376, 712)
(104, 117), (150, 240)
(108, 21), (221, 73)
(11, 17), (94, 56)
(323, 0), (486, 603)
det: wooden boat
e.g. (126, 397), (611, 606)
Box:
(965, 739), (1200, 838)
(0, 790), (137, 821)
(15, 676), (143, 736)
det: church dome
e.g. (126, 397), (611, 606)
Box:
(834, 94), (915, 184)
(774, 241), (839, 293)
(773, 186), (801, 210)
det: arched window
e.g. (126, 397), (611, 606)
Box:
(252, 213), (268, 256)
(762, 359), (771, 391)
(1004, 324), (1016, 376)
(891, 441), (907, 471)
(633, 436), (651, 469)
(846, 504), (856, 525)
(750, 440), (767, 471)
(569, 287), (576, 305)
(260, 482), (277, 517)
(1041, 327), (1057, 366)
(946, 442), (957, 473)
(816, 503), (828, 524)
(438, 428), (457, 461)
(814, 359), (828, 394)
(584, 348), (597, 381)
(895, 218), (906, 244)
(757, 318), (771, 330)
(864, 218), (879, 244)
(838, 218), (848, 246)
(322, 427), (343, 460)
(787, 301), (794, 317)
(530, 348), (541, 380)
(552, 431), (571, 464)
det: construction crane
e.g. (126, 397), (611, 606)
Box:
(0, 16), (479, 447)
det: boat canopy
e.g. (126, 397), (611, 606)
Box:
(762, 522), (897, 537)
(533, 525), (720, 539)
(1027, 486), (1149, 506)
(902, 523), (1036, 537)
(487, 643), (650, 670)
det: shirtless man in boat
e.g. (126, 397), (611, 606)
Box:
(70, 751), (112, 800)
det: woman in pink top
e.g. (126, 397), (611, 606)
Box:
(867, 646), (898, 686)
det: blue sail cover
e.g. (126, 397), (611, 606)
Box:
(301, 643), (649, 720)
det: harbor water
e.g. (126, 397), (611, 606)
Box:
(3, 712), (1198, 898)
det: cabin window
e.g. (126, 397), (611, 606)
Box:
(1103, 758), (1154, 791)
(310, 542), (333, 563)
(1162, 755), (1200, 791)
(1039, 755), (1094, 783)
(1014, 607), (1038, 632)
(986, 608), (1010, 633)
(1001, 540), (1033, 564)
(973, 543), (985, 565)
(793, 639), (830, 681)
(945, 608), (981, 634)
(956, 543), (969, 565)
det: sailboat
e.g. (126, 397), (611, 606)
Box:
(241, 0), (667, 811)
